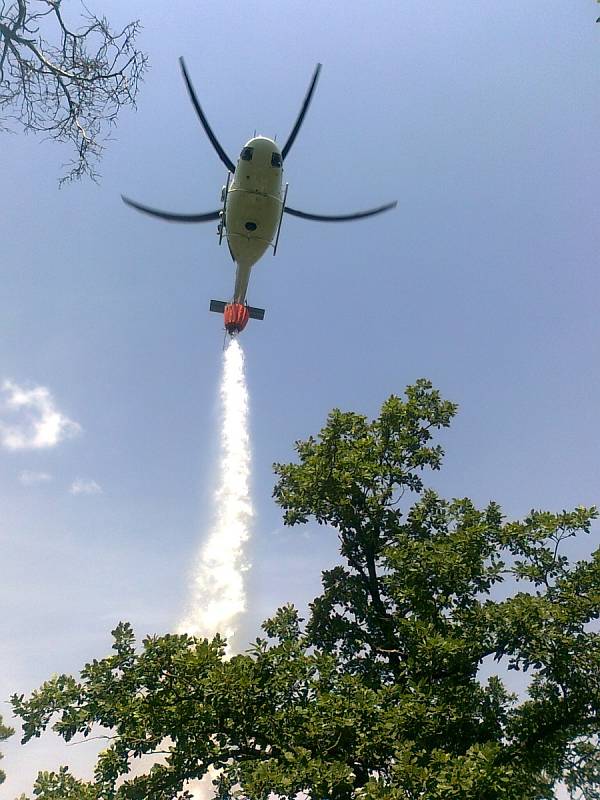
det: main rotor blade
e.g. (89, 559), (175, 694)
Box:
(281, 63), (322, 161)
(284, 201), (397, 222)
(179, 57), (236, 174)
(122, 195), (221, 223)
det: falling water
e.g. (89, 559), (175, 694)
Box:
(178, 337), (253, 648)
(119, 340), (253, 797)
(176, 337), (254, 798)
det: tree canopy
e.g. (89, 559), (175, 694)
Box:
(12, 380), (600, 799)
(0, 0), (147, 183)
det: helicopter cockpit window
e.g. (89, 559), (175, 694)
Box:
(271, 152), (282, 168)
(240, 147), (254, 161)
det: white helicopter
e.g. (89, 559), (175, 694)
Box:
(123, 60), (397, 335)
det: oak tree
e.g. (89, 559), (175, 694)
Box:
(12, 381), (600, 799)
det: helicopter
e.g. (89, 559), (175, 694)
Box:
(122, 59), (397, 335)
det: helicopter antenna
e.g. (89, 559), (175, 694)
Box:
(179, 57), (236, 174)
(281, 63), (321, 161)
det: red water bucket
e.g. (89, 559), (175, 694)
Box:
(224, 303), (249, 334)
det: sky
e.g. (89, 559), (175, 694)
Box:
(1, 0), (600, 794)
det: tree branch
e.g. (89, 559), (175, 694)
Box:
(0, 0), (147, 182)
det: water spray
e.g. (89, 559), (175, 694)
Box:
(178, 335), (253, 649)
(176, 337), (254, 798)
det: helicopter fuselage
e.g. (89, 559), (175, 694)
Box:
(223, 136), (284, 303)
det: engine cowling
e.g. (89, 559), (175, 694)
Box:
(224, 302), (249, 334)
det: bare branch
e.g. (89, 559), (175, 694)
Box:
(0, 0), (148, 183)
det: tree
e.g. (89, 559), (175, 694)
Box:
(12, 381), (600, 799)
(0, 712), (14, 784)
(0, 0), (147, 183)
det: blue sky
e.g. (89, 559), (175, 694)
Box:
(1, 0), (599, 793)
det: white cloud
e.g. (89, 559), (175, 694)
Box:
(0, 380), (81, 450)
(70, 478), (102, 496)
(19, 470), (52, 486)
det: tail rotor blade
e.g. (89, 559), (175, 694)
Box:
(122, 195), (221, 223)
(284, 201), (397, 222)
(281, 63), (322, 161)
(179, 57), (236, 174)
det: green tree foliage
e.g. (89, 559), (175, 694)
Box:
(0, 712), (14, 784)
(12, 381), (600, 799)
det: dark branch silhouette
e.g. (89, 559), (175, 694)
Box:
(0, 0), (148, 183)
